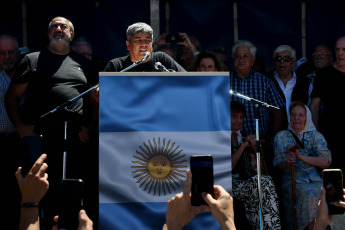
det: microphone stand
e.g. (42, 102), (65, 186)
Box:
(230, 90), (280, 230)
(41, 83), (99, 179)
(120, 59), (145, 72)
(41, 51), (150, 178)
(120, 52), (151, 72)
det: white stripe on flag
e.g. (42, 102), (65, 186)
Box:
(99, 131), (231, 204)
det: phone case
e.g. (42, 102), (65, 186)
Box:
(58, 179), (84, 229)
(190, 155), (214, 206)
(322, 169), (344, 215)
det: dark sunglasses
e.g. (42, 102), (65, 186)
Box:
(274, 55), (293, 62)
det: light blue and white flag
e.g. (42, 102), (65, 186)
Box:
(99, 72), (231, 230)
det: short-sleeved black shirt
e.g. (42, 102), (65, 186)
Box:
(12, 48), (98, 125)
(311, 65), (345, 143)
(103, 51), (186, 72)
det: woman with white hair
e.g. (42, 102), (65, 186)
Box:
(273, 101), (331, 230)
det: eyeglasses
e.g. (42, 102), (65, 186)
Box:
(312, 52), (331, 58)
(274, 55), (294, 62)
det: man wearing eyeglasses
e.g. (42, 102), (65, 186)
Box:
(269, 45), (312, 120)
(310, 36), (345, 186)
(312, 45), (333, 72)
(301, 45), (334, 105)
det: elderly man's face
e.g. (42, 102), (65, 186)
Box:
(274, 51), (296, 78)
(312, 46), (332, 70)
(126, 32), (152, 63)
(233, 46), (255, 76)
(0, 37), (19, 71)
(47, 17), (74, 48)
(335, 38), (345, 68)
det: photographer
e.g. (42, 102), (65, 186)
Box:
(154, 32), (201, 71)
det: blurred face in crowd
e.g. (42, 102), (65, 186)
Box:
(312, 46), (332, 70)
(0, 37), (19, 71)
(73, 43), (92, 60)
(274, 51), (296, 78)
(231, 110), (244, 132)
(335, 37), (345, 68)
(47, 17), (74, 52)
(233, 46), (255, 77)
(126, 32), (153, 63)
(197, 58), (217, 72)
(290, 105), (306, 133)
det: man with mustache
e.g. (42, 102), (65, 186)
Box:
(268, 45), (312, 121)
(5, 16), (99, 229)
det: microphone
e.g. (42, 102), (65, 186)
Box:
(121, 51), (151, 72)
(140, 51), (151, 63)
(154, 62), (169, 72)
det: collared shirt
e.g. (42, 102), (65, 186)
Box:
(274, 71), (297, 117)
(0, 69), (16, 133)
(306, 71), (316, 105)
(231, 130), (242, 144)
(230, 70), (285, 136)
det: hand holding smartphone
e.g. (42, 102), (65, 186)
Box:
(58, 179), (84, 230)
(22, 135), (43, 176)
(190, 155), (214, 206)
(322, 169), (344, 215)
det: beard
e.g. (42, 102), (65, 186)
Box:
(50, 36), (69, 48)
(48, 32), (72, 53)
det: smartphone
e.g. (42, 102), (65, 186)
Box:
(166, 33), (183, 43)
(58, 179), (84, 230)
(190, 155), (214, 206)
(22, 135), (43, 176)
(322, 169), (344, 215)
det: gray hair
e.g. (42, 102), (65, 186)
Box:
(232, 40), (257, 58)
(0, 34), (19, 50)
(48, 16), (75, 34)
(273, 45), (296, 60)
(126, 22), (153, 41)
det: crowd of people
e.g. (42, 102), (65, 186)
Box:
(1, 16), (345, 229)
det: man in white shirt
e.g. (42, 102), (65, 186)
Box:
(269, 45), (311, 120)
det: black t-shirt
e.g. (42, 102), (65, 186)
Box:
(311, 65), (345, 143)
(103, 51), (186, 72)
(12, 48), (98, 125)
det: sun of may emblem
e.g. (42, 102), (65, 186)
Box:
(131, 137), (188, 196)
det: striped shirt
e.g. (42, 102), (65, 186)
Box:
(0, 69), (16, 133)
(230, 70), (285, 136)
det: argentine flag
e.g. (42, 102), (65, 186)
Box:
(99, 72), (231, 229)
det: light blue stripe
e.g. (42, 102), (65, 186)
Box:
(99, 202), (221, 230)
(99, 74), (230, 132)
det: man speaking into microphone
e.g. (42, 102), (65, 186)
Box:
(104, 22), (186, 72)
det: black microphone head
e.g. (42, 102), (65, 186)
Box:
(142, 51), (151, 62)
